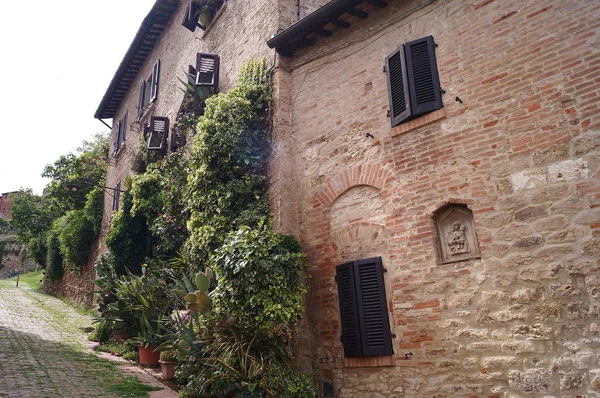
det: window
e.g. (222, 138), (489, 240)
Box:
(195, 53), (219, 91)
(147, 116), (169, 150)
(112, 111), (128, 154)
(182, 0), (225, 32)
(335, 257), (394, 358)
(137, 60), (160, 119)
(112, 182), (121, 211)
(385, 35), (443, 127)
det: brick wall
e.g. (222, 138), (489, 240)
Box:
(277, 0), (600, 395)
(0, 192), (18, 219)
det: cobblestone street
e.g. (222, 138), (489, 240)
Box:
(0, 280), (176, 398)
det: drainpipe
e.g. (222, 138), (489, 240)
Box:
(96, 118), (113, 131)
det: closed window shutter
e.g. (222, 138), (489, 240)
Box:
(114, 120), (122, 152)
(404, 36), (442, 118)
(150, 60), (160, 103)
(336, 261), (363, 357)
(195, 53), (219, 91)
(122, 111), (128, 142)
(353, 257), (394, 357)
(385, 47), (411, 126)
(138, 81), (146, 118)
(147, 116), (169, 150)
(112, 182), (121, 211)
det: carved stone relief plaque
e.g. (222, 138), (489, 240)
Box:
(434, 204), (480, 264)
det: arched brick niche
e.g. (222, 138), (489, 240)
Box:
(329, 185), (389, 262)
(433, 203), (480, 264)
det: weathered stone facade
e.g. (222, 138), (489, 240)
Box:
(90, 0), (600, 396)
(270, 0), (600, 396)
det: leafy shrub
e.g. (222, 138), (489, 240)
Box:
(55, 210), (94, 269)
(106, 190), (149, 276)
(185, 59), (272, 268)
(90, 319), (111, 344)
(83, 186), (105, 237)
(45, 229), (63, 280)
(212, 223), (306, 334)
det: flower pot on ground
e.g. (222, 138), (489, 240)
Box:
(158, 350), (178, 380)
(138, 344), (160, 366)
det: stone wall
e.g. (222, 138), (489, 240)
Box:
(277, 0), (600, 396)
(0, 238), (39, 279)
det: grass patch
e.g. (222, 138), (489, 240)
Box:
(95, 341), (138, 360)
(62, 349), (161, 397)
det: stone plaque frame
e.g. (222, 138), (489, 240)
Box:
(434, 204), (480, 264)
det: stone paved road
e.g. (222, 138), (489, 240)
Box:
(0, 281), (177, 398)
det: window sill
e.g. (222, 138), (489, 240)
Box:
(344, 356), (395, 368)
(390, 108), (446, 137)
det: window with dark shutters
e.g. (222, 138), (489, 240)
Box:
(122, 111), (128, 142)
(385, 35), (442, 127)
(182, 0), (201, 32)
(195, 53), (219, 90)
(147, 116), (169, 150)
(112, 182), (121, 211)
(150, 60), (160, 103)
(335, 257), (394, 358)
(114, 120), (122, 153)
(138, 81), (146, 118)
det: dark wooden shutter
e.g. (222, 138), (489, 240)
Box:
(147, 116), (169, 150)
(122, 111), (128, 142)
(138, 81), (146, 118)
(114, 120), (122, 152)
(385, 47), (411, 127)
(150, 60), (160, 103)
(182, 0), (201, 32)
(404, 36), (442, 117)
(188, 65), (196, 87)
(353, 257), (393, 357)
(195, 53), (219, 90)
(112, 182), (121, 211)
(336, 261), (363, 357)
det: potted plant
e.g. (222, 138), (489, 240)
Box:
(159, 350), (178, 380)
(107, 275), (168, 366)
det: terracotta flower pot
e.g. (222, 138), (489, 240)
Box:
(138, 344), (160, 366)
(159, 360), (177, 380)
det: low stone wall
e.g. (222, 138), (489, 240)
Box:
(42, 246), (100, 308)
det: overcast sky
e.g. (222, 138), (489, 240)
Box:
(0, 0), (156, 195)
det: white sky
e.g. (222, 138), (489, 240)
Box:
(0, 0), (156, 195)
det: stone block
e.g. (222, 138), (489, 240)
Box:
(548, 158), (588, 183)
(573, 209), (600, 225)
(534, 303), (563, 321)
(479, 211), (514, 228)
(587, 276), (600, 299)
(546, 227), (586, 243)
(567, 301), (589, 320)
(515, 205), (548, 221)
(572, 131), (600, 156)
(574, 350), (598, 369)
(511, 169), (547, 192)
(534, 215), (570, 232)
(533, 143), (569, 166)
(581, 239), (600, 255)
(512, 235), (544, 248)
(559, 370), (586, 391)
(508, 368), (552, 393)
(482, 356), (520, 368)
(509, 287), (543, 304)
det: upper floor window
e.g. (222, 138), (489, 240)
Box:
(113, 111), (128, 154)
(385, 35), (443, 127)
(137, 60), (161, 119)
(182, 0), (225, 32)
(335, 256), (394, 358)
